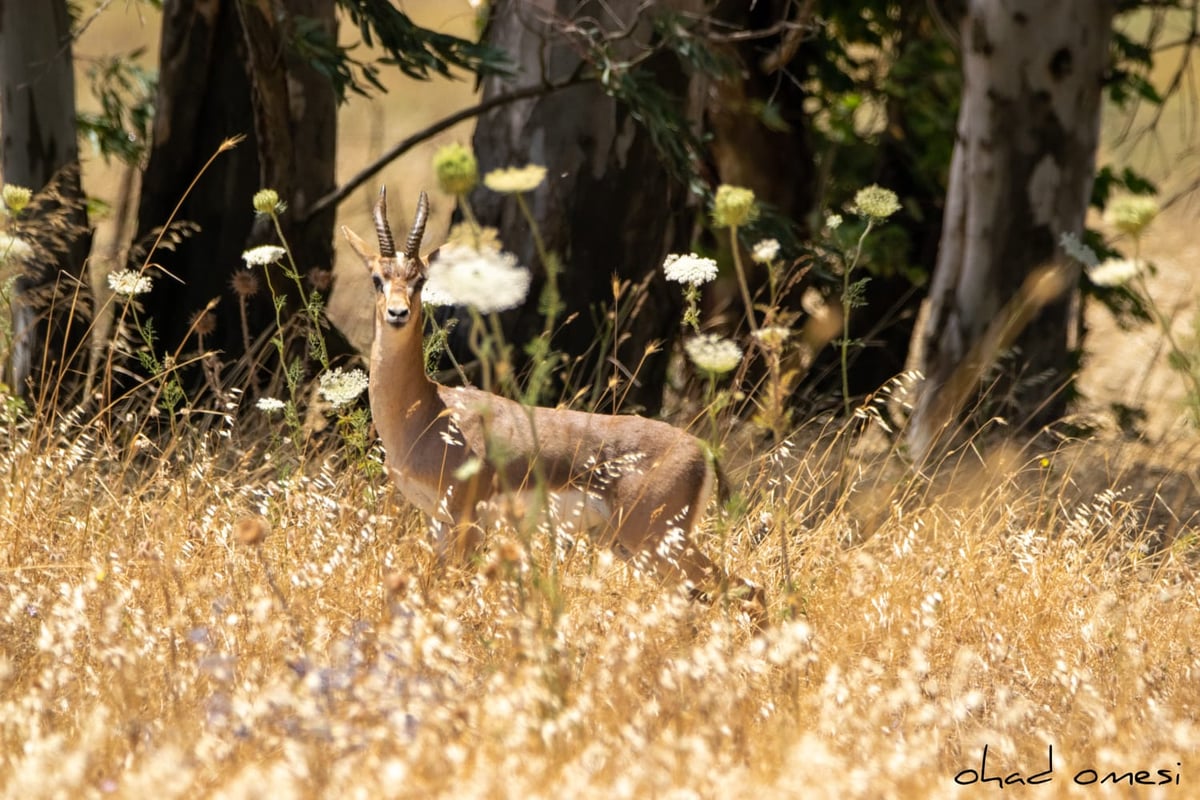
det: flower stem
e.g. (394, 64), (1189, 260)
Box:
(730, 224), (759, 334)
(841, 219), (874, 416)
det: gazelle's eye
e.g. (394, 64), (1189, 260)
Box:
(372, 274), (384, 292)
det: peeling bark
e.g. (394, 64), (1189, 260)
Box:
(907, 0), (1116, 462)
(468, 0), (699, 414)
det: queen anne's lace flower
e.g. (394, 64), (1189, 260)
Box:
(1088, 257), (1143, 288)
(256, 397), (286, 414)
(483, 165), (547, 194)
(107, 269), (154, 296)
(685, 334), (743, 376)
(318, 368), (369, 410)
(424, 244), (531, 313)
(663, 253), (718, 286)
(853, 185), (901, 220)
(751, 239), (780, 265)
(242, 245), (287, 267)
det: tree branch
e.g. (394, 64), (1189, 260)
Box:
(301, 76), (586, 222)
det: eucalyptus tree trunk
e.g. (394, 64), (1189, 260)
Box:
(133, 0), (340, 389)
(0, 0), (90, 404)
(469, 0), (699, 415)
(907, 0), (1116, 462)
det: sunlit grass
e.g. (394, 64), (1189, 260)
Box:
(1, 405), (1198, 797)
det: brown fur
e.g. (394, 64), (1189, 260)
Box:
(342, 189), (765, 623)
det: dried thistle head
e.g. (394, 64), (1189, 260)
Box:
(230, 270), (260, 299)
(307, 267), (333, 293)
(190, 308), (217, 338)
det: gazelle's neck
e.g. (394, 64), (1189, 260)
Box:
(369, 304), (441, 446)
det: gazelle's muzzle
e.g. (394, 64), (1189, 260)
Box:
(384, 306), (411, 326)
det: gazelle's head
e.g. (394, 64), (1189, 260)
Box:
(341, 188), (429, 329)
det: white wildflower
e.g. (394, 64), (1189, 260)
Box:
(424, 243), (531, 313)
(242, 245), (287, 267)
(663, 253), (718, 286)
(0, 232), (34, 264)
(751, 239), (780, 265)
(852, 185), (901, 220)
(826, 213), (843, 230)
(256, 397), (286, 414)
(483, 164), (547, 194)
(318, 368), (369, 410)
(1088, 257), (1143, 288)
(685, 334), (743, 376)
(107, 269), (154, 296)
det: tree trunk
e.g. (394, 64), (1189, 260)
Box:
(0, 0), (90, 404)
(468, 0), (698, 415)
(706, 0), (816, 240)
(907, 0), (1116, 462)
(133, 0), (340, 399)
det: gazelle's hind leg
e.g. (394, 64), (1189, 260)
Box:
(614, 470), (767, 628)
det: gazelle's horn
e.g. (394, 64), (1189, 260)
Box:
(373, 187), (396, 258)
(405, 191), (429, 259)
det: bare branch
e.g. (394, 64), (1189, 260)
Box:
(301, 76), (585, 223)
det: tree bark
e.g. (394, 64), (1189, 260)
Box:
(133, 0), (341, 396)
(706, 0), (816, 239)
(907, 0), (1116, 462)
(0, 0), (90, 404)
(468, 0), (698, 415)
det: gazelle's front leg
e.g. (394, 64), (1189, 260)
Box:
(431, 470), (488, 568)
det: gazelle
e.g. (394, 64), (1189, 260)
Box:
(342, 188), (765, 621)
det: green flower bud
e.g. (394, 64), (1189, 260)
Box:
(2, 184), (32, 216)
(433, 143), (479, 196)
(253, 189), (283, 215)
(1105, 195), (1159, 239)
(712, 185), (758, 228)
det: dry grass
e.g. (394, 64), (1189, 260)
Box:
(2, 4), (1192, 797)
(2, 403), (1199, 798)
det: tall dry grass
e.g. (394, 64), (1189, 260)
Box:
(1, 396), (1198, 798)
(3, 5), (1196, 797)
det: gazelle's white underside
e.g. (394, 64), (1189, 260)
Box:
(393, 466), (614, 538)
(476, 488), (613, 536)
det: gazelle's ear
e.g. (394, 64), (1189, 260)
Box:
(340, 225), (374, 267)
(421, 247), (440, 280)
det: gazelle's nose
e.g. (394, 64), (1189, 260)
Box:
(385, 306), (410, 326)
